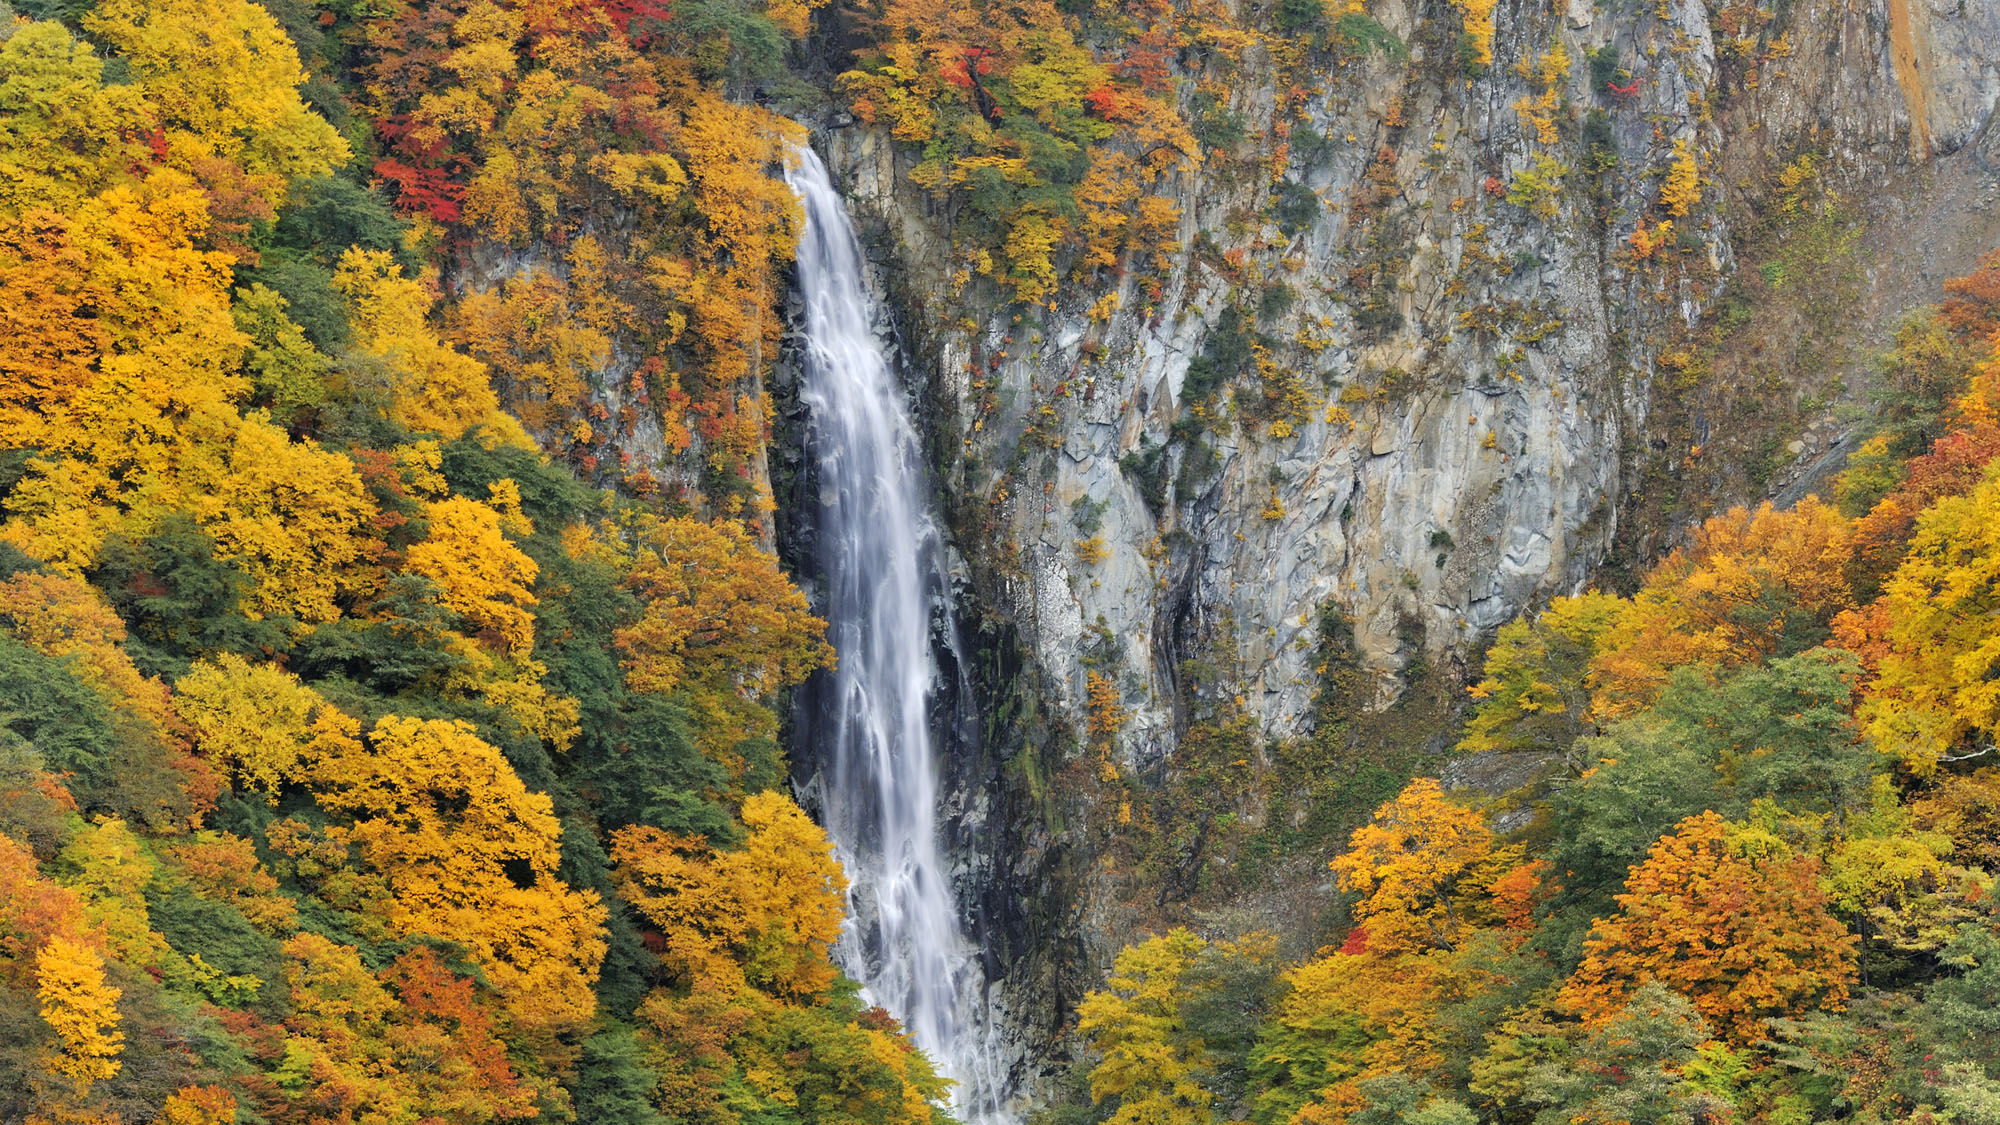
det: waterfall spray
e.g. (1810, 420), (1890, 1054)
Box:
(784, 145), (1012, 1124)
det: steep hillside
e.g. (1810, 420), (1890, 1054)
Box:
(784, 0), (2000, 1083)
(3, 0), (2000, 1118)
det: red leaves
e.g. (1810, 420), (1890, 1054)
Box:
(1083, 84), (1123, 118)
(939, 47), (994, 90)
(1942, 247), (2000, 338)
(592, 0), (677, 43)
(372, 157), (468, 223)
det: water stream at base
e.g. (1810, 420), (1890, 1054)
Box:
(784, 145), (1011, 1125)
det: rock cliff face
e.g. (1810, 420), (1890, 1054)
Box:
(781, 0), (2000, 1091)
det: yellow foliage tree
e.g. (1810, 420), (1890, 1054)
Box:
(58, 818), (168, 970)
(158, 1086), (238, 1125)
(0, 209), (112, 447)
(616, 515), (833, 754)
(82, 0), (347, 192)
(175, 654), (354, 799)
(275, 932), (540, 1123)
(309, 715), (607, 1037)
(0, 177), (376, 619)
(1327, 779), (1505, 955)
(0, 571), (175, 738)
(1264, 945), (1468, 1121)
(404, 496), (540, 654)
(12, 172), (244, 410)
(163, 831), (299, 934)
(35, 935), (123, 1084)
(1853, 471), (2000, 773)
(1455, 0), (1498, 69)
(611, 790), (846, 1001)
(449, 267), (612, 435)
(0, 22), (148, 217)
(332, 249), (532, 446)
(1659, 139), (1701, 217)
(8, 385), (376, 620)
(1459, 590), (1626, 755)
(1074, 929), (1217, 1125)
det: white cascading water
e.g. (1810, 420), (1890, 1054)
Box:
(784, 145), (1011, 1124)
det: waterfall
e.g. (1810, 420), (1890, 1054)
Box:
(784, 145), (1011, 1124)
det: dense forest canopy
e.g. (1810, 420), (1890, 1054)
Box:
(0, 0), (1998, 1119)
(1061, 263), (2000, 1124)
(0, 0), (947, 1118)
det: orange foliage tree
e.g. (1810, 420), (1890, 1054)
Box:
(266, 932), (538, 1123)
(308, 715), (608, 1037)
(611, 789), (846, 1001)
(1558, 811), (1857, 1043)
(1590, 499), (1853, 718)
(1328, 779), (1507, 955)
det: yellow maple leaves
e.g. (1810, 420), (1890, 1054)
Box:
(1327, 779), (1509, 955)
(314, 715), (608, 1036)
(175, 654), (351, 799)
(616, 514), (833, 755)
(1850, 469), (2000, 773)
(35, 936), (123, 1084)
(406, 495), (541, 654)
(1557, 811), (1856, 1043)
(612, 790), (846, 1001)
(83, 0), (347, 192)
(333, 249), (535, 447)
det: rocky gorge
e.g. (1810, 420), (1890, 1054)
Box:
(773, 0), (2000, 1105)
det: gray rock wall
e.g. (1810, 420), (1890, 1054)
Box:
(825, 0), (2000, 759)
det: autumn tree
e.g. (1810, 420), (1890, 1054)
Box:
(162, 832), (297, 935)
(158, 1086), (238, 1125)
(1559, 811), (1857, 1043)
(309, 715), (608, 1037)
(1249, 950), (1400, 1124)
(0, 210), (110, 447)
(1851, 469), (2000, 774)
(1459, 591), (1625, 756)
(1328, 780), (1506, 955)
(332, 248), (533, 445)
(404, 495), (540, 654)
(1076, 929), (1221, 1125)
(259, 932), (536, 1123)
(174, 653), (349, 799)
(1658, 140), (1700, 216)
(35, 936), (123, 1085)
(0, 571), (176, 742)
(611, 789), (845, 1000)
(1478, 983), (1734, 1125)
(4, 232), (377, 625)
(0, 836), (91, 987)
(616, 515), (833, 754)
(0, 24), (147, 219)
(1590, 498), (1853, 718)
(82, 0), (348, 192)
